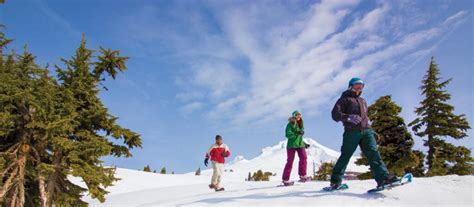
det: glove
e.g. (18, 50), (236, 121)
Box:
(221, 151), (228, 157)
(298, 130), (305, 136)
(304, 142), (310, 149)
(347, 114), (362, 125)
(204, 158), (209, 167)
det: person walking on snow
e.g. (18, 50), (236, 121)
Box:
(281, 111), (311, 186)
(329, 77), (398, 190)
(204, 135), (230, 192)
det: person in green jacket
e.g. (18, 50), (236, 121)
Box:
(281, 111), (311, 186)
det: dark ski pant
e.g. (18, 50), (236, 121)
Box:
(330, 128), (389, 185)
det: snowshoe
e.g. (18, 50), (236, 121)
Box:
(277, 181), (295, 187)
(367, 173), (413, 193)
(298, 176), (312, 183)
(323, 183), (349, 191)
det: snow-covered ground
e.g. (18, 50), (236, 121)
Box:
(81, 168), (473, 207)
(75, 139), (473, 206)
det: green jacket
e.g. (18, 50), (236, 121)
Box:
(285, 118), (305, 148)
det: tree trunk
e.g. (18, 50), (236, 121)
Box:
(9, 185), (19, 207)
(15, 144), (29, 206)
(38, 174), (49, 207)
(427, 135), (434, 173)
(0, 167), (18, 200)
(0, 161), (16, 180)
(45, 150), (63, 206)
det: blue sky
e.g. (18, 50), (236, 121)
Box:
(1, 0), (472, 173)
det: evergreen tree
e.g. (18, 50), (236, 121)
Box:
(195, 167), (201, 176)
(50, 36), (141, 205)
(314, 161), (334, 181)
(356, 95), (420, 177)
(263, 172), (273, 181)
(253, 170), (264, 181)
(160, 167), (166, 174)
(407, 150), (426, 177)
(0, 44), (66, 207)
(0, 30), (142, 206)
(143, 165), (151, 172)
(250, 170), (273, 181)
(409, 57), (471, 176)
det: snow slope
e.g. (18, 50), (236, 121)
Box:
(82, 169), (473, 207)
(76, 138), (473, 206)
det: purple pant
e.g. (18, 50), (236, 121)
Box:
(282, 148), (307, 181)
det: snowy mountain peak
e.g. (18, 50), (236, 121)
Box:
(231, 155), (248, 164)
(260, 140), (286, 156)
(200, 137), (369, 181)
(234, 137), (342, 165)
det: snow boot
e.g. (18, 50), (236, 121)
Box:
(377, 175), (400, 188)
(323, 182), (349, 191)
(208, 184), (216, 189)
(298, 176), (312, 183)
(329, 182), (341, 190)
(282, 180), (295, 186)
(215, 187), (225, 192)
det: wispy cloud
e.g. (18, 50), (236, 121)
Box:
(179, 101), (205, 114)
(34, 0), (81, 39)
(118, 0), (469, 128)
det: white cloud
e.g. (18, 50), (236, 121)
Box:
(191, 62), (245, 99)
(175, 91), (205, 102)
(179, 101), (205, 114)
(119, 0), (469, 128)
(196, 1), (468, 128)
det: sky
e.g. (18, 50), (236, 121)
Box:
(1, 0), (472, 173)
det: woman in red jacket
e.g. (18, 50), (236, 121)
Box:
(204, 135), (230, 192)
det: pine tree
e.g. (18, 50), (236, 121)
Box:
(160, 167), (166, 174)
(255, 170), (264, 181)
(248, 170), (273, 181)
(195, 167), (201, 176)
(356, 95), (421, 177)
(50, 36), (141, 205)
(143, 165), (151, 172)
(0, 30), (142, 206)
(409, 57), (472, 176)
(263, 172), (273, 181)
(314, 161), (334, 181)
(407, 150), (426, 177)
(0, 44), (65, 206)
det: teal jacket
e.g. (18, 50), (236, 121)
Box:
(285, 118), (305, 148)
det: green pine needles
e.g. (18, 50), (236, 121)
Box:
(0, 31), (141, 206)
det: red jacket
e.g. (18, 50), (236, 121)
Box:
(205, 143), (230, 164)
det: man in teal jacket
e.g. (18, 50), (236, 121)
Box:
(329, 77), (398, 190)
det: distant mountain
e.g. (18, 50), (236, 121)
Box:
(198, 138), (368, 181)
